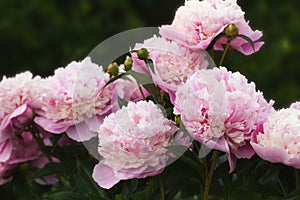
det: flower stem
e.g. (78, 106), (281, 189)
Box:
(136, 80), (146, 100)
(29, 125), (53, 162)
(277, 176), (287, 197)
(218, 41), (230, 67)
(202, 150), (219, 200)
(159, 175), (165, 200)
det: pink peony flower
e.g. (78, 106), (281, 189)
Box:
(132, 35), (209, 103)
(35, 57), (118, 142)
(159, 0), (264, 55)
(0, 132), (44, 185)
(92, 101), (178, 189)
(0, 71), (42, 142)
(174, 67), (274, 172)
(251, 104), (300, 169)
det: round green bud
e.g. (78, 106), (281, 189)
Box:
(225, 23), (239, 39)
(106, 62), (119, 76)
(137, 48), (149, 60)
(124, 57), (133, 71)
(174, 115), (181, 126)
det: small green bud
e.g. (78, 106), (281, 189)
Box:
(106, 62), (119, 76)
(137, 48), (149, 60)
(225, 23), (239, 39)
(174, 115), (181, 126)
(124, 57), (133, 71)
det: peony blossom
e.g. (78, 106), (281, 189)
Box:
(132, 35), (209, 103)
(35, 57), (118, 142)
(174, 67), (274, 172)
(92, 101), (178, 189)
(0, 132), (44, 185)
(159, 0), (264, 55)
(251, 104), (300, 169)
(0, 71), (43, 144)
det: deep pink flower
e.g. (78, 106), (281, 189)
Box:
(132, 36), (209, 103)
(35, 57), (118, 142)
(174, 67), (274, 172)
(93, 101), (178, 189)
(159, 0), (264, 55)
(251, 104), (300, 169)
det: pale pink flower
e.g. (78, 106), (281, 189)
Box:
(92, 101), (178, 189)
(0, 132), (44, 185)
(0, 72), (42, 143)
(159, 0), (264, 55)
(251, 104), (300, 168)
(132, 36), (209, 102)
(174, 67), (274, 172)
(35, 57), (118, 142)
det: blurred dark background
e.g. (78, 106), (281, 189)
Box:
(0, 0), (299, 109)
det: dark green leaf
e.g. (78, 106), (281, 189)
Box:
(145, 59), (155, 74)
(32, 163), (66, 179)
(117, 96), (128, 108)
(104, 73), (126, 87)
(44, 192), (85, 200)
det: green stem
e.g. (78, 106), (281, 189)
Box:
(277, 176), (287, 197)
(295, 169), (300, 188)
(29, 125), (53, 162)
(159, 175), (165, 200)
(218, 41), (231, 67)
(136, 80), (146, 100)
(202, 150), (219, 200)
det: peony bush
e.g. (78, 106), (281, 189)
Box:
(1, 0), (300, 199)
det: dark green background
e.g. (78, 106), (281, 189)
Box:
(0, 0), (299, 108)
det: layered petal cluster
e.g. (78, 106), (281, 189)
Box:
(132, 35), (209, 102)
(251, 103), (300, 168)
(160, 0), (264, 55)
(174, 67), (274, 171)
(93, 101), (178, 189)
(35, 57), (117, 142)
(0, 132), (44, 185)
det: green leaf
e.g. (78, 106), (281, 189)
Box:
(117, 96), (128, 108)
(281, 187), (300, 200)
(44, 192), (86, 200)
(145, 59), (155, 74)
(126, 70), (160, 99)
(132, 185), (151, 200)
(104, 73), (126, 87)
(76, 160), (109, 199)
(32, 162), (66, 179)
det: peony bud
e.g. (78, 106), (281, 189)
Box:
(174, 115), (181, 126)
(124, 57), (133, 71)
(225, 24), (239, 40)
(137, 48), (149, 60)
(106, 62), (119, 76)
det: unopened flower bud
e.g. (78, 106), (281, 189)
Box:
(106, 62), (119, 76)
(225, 24), (239, 39)
(174, 115), (181, 126)
(124, 57), (133, 71)
(137, 48), (149, 60)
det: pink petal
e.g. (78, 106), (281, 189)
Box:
(251, 143), (289, 164)
(92, 162), (120, 189)
(34, 117), (70, 134)
(66, 122), (96, 142)
(0, 140), (12, 162)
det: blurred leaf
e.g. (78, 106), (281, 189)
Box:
(44, 192), (85, 200)
(32, 163), (66, 179)
(117, 96), (128, 108)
